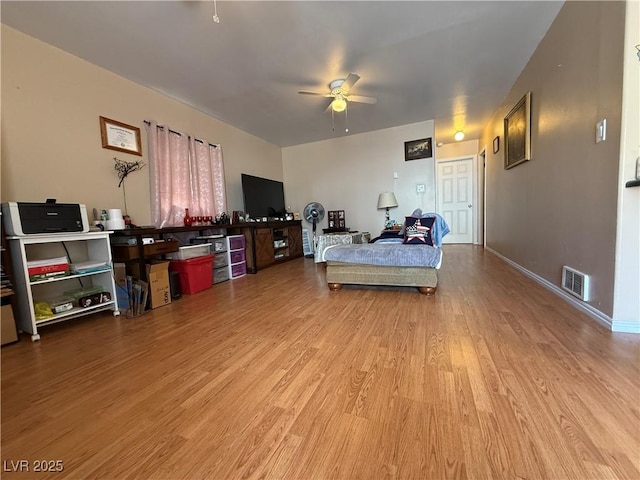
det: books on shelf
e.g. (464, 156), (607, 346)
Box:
(26, 256), (69, 268)
(29, 270), (70, 282)
(28, 262), (70, 276)
(27, 256), (70, 278)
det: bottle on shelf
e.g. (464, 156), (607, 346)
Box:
(183, 208), (192, 226)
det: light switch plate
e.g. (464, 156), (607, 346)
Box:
(416, 184), (426, 193)
(596, 119), (607, 143)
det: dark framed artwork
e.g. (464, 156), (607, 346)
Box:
(404, 137), (433, 161)
(504, 92), (531, 169)
(493, 136), (500, 154)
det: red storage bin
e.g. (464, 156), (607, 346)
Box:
(169, 254), (214, 294)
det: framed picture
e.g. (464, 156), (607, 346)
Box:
(504, 92), (531, 169)
(99, 116), (142, 156)
(404, 137), (433, 161)
(493, 136), (500, 154)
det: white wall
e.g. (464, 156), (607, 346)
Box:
(612, 0), (640, 333)
(282, 121), (435, 236)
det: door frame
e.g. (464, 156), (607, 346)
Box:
(479, 148), (487, 247)
(435, 154), (480, 245)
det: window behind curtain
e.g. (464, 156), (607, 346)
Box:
(146, 121), (227, 228)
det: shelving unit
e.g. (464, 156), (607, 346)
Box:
(254, 222), (303, 269)
(226, 235), (246, 279)
(109, 220), (303, 275)
(1, 213), (19, 345)
(210, 236), (229, 283)
(7, 231), (119, 341)
(272, 228), (291, 261)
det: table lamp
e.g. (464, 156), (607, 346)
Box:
(377, 192), (398, 229)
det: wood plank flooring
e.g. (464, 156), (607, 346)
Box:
(1, 245), (638, 479)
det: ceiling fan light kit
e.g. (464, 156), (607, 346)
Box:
(331, 96), (347, 112)
(298, 73), (377, 128)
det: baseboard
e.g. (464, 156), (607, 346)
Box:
(485, 247), (616, 332)
(610, 321), (640, 334)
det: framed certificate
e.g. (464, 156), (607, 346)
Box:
(99, 116), (142, 156)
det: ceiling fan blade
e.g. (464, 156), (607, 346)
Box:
(347, 95), (377, 104)
(341, 73), (360, 93)
(324, 99), (334, 112)
(298, 90), (333, 97)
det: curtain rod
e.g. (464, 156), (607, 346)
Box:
(143, 120), (218, 148)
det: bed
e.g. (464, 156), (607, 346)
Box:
(321, 211), (448, 295)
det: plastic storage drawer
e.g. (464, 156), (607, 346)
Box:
(229, 250), (245, 264)
(227, 235), (245, 250)
(213, 254), (228, 268)
(213, 267), (230, 284)
(211, 239), (227, 253)
(229, 262), (246, 278)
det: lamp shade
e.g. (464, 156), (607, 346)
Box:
(377, 192), (398, 209)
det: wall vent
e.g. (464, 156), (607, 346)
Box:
(561, 266), (589, 301)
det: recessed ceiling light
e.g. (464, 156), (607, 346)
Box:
(454, 131), (465, 141)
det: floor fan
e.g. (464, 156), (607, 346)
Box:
(303, 202), (325, 253)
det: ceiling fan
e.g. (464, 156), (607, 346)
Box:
(298, 73), (377, 113)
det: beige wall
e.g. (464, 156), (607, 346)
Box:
(282, 121), (435, 236)
(436, 139), (478, 159)
(1, 26), (282, 225)
(480, 1), (625, 318)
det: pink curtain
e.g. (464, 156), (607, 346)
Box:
(147, 121), (227, 227)
(189, 139), (227, 219)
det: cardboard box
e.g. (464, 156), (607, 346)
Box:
(1, 304), (18, 345)
(146, 261), (171, 309)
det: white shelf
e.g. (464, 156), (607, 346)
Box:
(29, 268), (111, 285)
(35, 301), (117, 325)
(7, 231), (119, 341)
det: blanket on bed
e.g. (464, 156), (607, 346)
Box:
(322, 243), (442, 268)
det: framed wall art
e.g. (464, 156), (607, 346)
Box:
(404, 137), (433, 161)
(504, 92), (531, 169)
(99, 116), (142, 156)
(493, 136), (500, 154)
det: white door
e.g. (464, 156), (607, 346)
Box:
(437, 157), (474, 244)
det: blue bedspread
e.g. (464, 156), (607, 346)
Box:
(322, 243), (442, 268)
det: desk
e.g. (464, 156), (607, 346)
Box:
(315, 232), (370, 262)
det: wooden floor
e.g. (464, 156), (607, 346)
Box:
(2, 245), (639, 480)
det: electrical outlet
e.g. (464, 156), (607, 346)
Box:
(416, 184), (426, 193)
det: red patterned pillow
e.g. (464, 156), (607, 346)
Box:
(403, 216), (435, 245)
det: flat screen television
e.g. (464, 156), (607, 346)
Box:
(241, 173), (286, 219)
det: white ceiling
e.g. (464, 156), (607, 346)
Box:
(1, 1), (563, 147)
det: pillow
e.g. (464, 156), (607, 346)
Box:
(370, 230), (403, 243)
(403, 216), (435, 245)
(399, 208), (423, 235)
